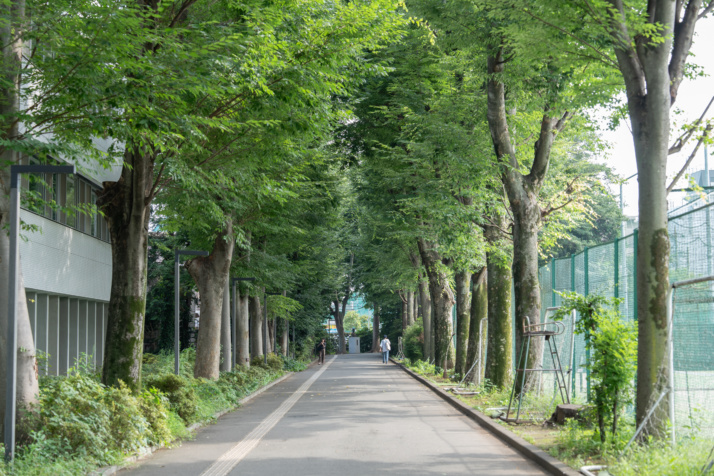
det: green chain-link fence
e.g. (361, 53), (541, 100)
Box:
(534, 201), (714, 439)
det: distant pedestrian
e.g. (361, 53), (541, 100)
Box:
(380, 335), (391, 364)
(317, 338), (326, 365)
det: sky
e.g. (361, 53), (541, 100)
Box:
(598, 16), (714, 217)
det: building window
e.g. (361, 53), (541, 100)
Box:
(20, 157), (110, 243)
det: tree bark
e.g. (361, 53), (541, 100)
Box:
(99, 146), (155, 390)
(486, 47), (562, 392)
(417, 237), (455, 370)
(250, 294), (263, 358)
(236, 289), (250, 367)
(371, 304), (381, 352)
(465, 267), (487, 385)
(484, 218), (513, 388)
(185, 220), (234, 380)
(419, 274), (432, 361)
(0, 0), (40, 433)
(603, 0), (698, 435)
(454, 270), (471, 376)
(221, 279), (231, 372)
(407, 290), (415, 326)
(400, 293), (408, 330)
(333, 300), (346, 354)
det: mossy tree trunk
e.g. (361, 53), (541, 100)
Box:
(465, 267), (487, 385)
(486, 47), (568, 393)
(484, 217), (513, 388)
(400, 293), (408, 330)
(407, 290), (416, 326)
(220, 279), (231, 372)
(250, 294), (263, 358)
(99, 146), (156, 391)
(236, 288), (250, 367)
(418, 237), (455, 370)
(602, 0), (703, 436)
(454, 270), (471, 376)
(186, 220), (234, 380)
(419, 274), (432, 361)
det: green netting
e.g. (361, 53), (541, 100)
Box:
(526, 201), (714, 438)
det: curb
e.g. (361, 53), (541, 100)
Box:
(91, 371), (294, 476)
(391, 359), (580, 476)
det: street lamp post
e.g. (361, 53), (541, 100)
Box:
(174, 249), (209, 375)
(5, 164), (75, 462)
(231, 277), (255, 369)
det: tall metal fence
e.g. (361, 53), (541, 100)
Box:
(536, 200), (714, 440)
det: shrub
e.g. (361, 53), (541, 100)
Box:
(554, 292), (637, 443)
(403, 322), (424, 361)
(144, 373), (199, 424)
(250, 353), (283, 371)
(137, 388), (172, 446)
(102, 382), (149, 453)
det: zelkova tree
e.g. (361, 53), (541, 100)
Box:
(93, 0), (405, 389)
(1, 0), (144, 427)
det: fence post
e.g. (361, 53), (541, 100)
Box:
(614, 237), (620, 299)
(633, 229), (638, 323)
(570, 254), (576, 400)
(584, 247), (591, 402)
(552, 260), (556, 307)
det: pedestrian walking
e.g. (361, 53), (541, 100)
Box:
(317, 338), (326, 365)
(380, 335), (391, 364)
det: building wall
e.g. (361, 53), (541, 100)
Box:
(20, 210), (112, 301)
(20, 211), (112, 374)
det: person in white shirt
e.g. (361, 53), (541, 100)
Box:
(380, 335), (391, 364)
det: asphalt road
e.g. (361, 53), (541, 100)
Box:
(120, 354), (547, 476)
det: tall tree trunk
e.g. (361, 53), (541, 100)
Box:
(0, 0), (40, 433)
(280, 319), (288, 356)
(484, 218), (513, 388)
(465, 267), (487, 385)
(603, 0), (698, 435)
(407, 290), (415, 326)
(265, 317), (272, 354)
(186, 220), (234, 380)
(510, 196), (543, 392)
(454, 270), (472, 377)
(236, 289), (250, 367)
(250, 294), (263, 358)
(400, 293), (408, 330)
(220, 279), (231, 372)
(486, 47), (563, 393)
(99, 146), (155, 390)
(333, 300), (346, 354)
(371, 304), (381, 352)
(417, 237), (455, 370)
(419, 274), (432, 361)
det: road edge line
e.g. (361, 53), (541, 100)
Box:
(391, 359), (580, 476)
(91, 370), (296, 476)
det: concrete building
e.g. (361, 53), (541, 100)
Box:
(18, 151), (120, 376)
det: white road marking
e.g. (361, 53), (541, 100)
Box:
(200, 357), (335, 476)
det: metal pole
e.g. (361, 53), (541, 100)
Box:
(263, 292), (268, 365)
(174, 250), (180, 375)
(584, 247), (591, 402)
(232, 281), (237, 370)
(667, 285), (676, 446)
(5, 165), (73, 462)
(292, 325), (295, 359)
